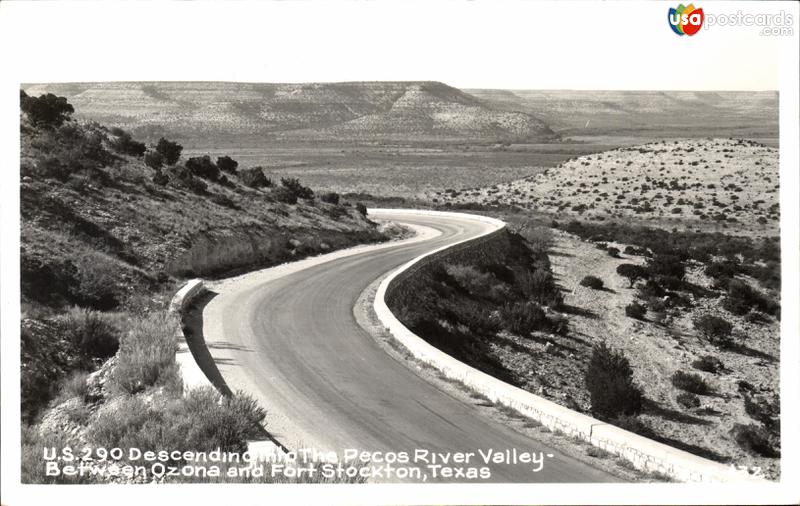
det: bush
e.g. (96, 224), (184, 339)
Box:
(647, 254), (685, 280)
(693, 314), (733, 346)
(69, 253), (121, 310)
(109, 311), (182, 395)
(676, 392), (700, 409)
(185, 155), (220, 181)
(155, 137), (183, 165)
(356, 203), (368, 216)
(498, 301), (549, 336)
(607, 247), (620, 258)
(723, 279), (778, 316)
(692, 355), (724, 373)
(585, 342), (643, 418)
(55, 307), (121, 365)
(216, 155), (238, 174)
(625, 302), (647, 320)
(88, 388), (266, 462)
(445, 264), (500, 297)
(671, 370), (712, 395)
(152, 170), (169, 186)
(239, 167), (271, 188)
(166, 165), (207, 194)
(580, 275), (604, 290)
(144, 150), (164, 170)
(616, 263), (648, 288)
(281, 177), (314, 200)
(110, 130), (146, 156)
(273, 186), (298, 204)
(21, 90), (74, 128)
(320, 192), (340, 205)
(731, 423), (780, 457)
(517, 268), (563, 308)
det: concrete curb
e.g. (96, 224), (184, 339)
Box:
(372, 209), (764, 483)
(169, 279), (215, 392)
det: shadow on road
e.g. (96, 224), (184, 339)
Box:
(183, 290), (234, 396)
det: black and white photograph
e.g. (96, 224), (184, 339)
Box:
(1, 1), (798, 505)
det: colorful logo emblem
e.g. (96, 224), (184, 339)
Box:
(668, 4), (704, 36)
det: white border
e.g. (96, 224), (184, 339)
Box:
(1, 1), (798, 504)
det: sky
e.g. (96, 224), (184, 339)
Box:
(0, 0), (792, 91)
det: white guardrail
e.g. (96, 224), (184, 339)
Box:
(371, 209), (765, 483)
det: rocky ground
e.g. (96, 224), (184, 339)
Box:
(430, 138), (779, 237)
(484, 229), (780, 479)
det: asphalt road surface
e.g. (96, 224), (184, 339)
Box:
(199, 210), (620, 483)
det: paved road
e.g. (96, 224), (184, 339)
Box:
(199, 210), (619, 483)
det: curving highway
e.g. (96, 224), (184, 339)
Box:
(198, 210), (619, 483)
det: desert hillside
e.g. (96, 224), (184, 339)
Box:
(22, 81), (554, 145)
(432, 138), (779, 236)
(20, 92), (386, 422)
(467, 90), (779, 139)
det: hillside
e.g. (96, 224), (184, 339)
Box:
(431, 138), (779, 236)
(467, 90), (779, 140)
(19, 92), (386, 421)
(22, 82), (555, 146)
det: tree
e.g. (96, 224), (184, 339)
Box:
(616, 264), (649, 288)
(155, 137), (183, 165)
(185, 155), (220, 181)
(585, 342), (643, 418)
(20, 91), (74, 128)
(216, 156), (238, 174)
(239, 167), (271, 188)
(647, 254), (685, 280)
(356, 203), (368, 216)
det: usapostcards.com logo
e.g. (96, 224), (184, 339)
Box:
(668, 4), (704, 36)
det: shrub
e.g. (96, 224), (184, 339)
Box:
(445, 264), (499, 297)
(273, 186), (298, 204)
(580, 275), (604, 290)
(185, 155), (220, 181)
(647, 254), (685, 280)
(152, 170), (169, 186)
(676, 392), (700, 409)
(144, 150), (164, 170)
(109, 311), (182, 395)
(692, 355), (724, 373)
(586, 342), (643, 418)
(69, 253), (121, 310)
(320, 192), (340, 205)
(20, 90), (74, 128)
(216, 155), (238, 174)
(88, 388), (266, 460)
(110, 130), (146, 156)
(625, 302), (647, 320)
(356, 203), (368, 216)
(607, 247), (620, 258)
(155, 137), (183, 165)
(693, 314), (733, 346)
(616, 264), (648, 288)
(55, 307), (121, 365)
(731, 424), (780, 457)
(239, 167), (271, 188)
(166, 165), (207, 194)
(280, 177), (314, 200)
(723, 279), (778, 316)
(517, 268), (563, 308)
(498, 301), (549, 336)
(671, 370), (712, 395)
